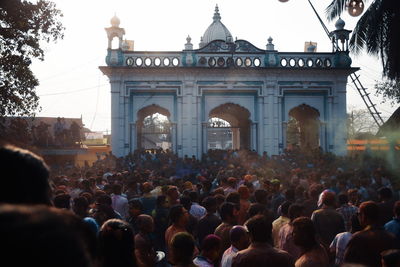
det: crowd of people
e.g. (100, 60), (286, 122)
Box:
(1, 144), (400, 267)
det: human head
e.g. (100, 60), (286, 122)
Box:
(169, 204), (189, 227)
(292, 217), (317, 251)
(254, 189), (268, 205)
(238, 185), (250, 200)
(142, 182), (153, 194)
(54, 193), (71, 209)
(381, 249), (400, 267)
(347, 189), (359, 204)
(171, 232), (196, 265)
(220, 202), (239, 224)
(128, 199), (143, 217)
(137, 214), (154, 233)
(112, 184), (122, 195)
(188, 191), (199, 203)
(229, 225), (250, 250)
(73, 196), (89, 218)
(200, 234), (221, 261)
(358, 201), (380, 228)
(338, 193), (349, 206)
(280, 201), (292, 217)
(98, 219), (135, 267)
(288, 204), (304, 222)
(0, 145), (51, 205)
(0, 204), (96, 267)
(167, 186), (179, 202)
(202, 196), (217, 214)
(226, 192), (240, 206)
(379, 187), (393, 201)
(321, 191), (336, 207)
(245, 215), (272, 243)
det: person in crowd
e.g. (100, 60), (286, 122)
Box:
(330, 215), (362, 267)
(344, 201), (398, 267)
(270, 179), (286, 218)
(378, 187), (395, 226)
(237, 185), (251, 225)
(72, 196), (89, 218)
(54, 193), (71, 209)
(302, 186), (320, 218)
(232, 215), (294, 267)
(98, 219), (136, 267)
(381, 249), (400, 267)
(278, 204), (304, 260)
(127, 198), (143, 234)
(134, 214), (157, 267)
(0, 145), (52, 205)
(111, 184), (129, 220)
(292, 216), (329, 267)
(0, 204), (97, 267)
(167, 186), (180, 207)
(215, 202), (239, 253)
(385, 201), (400, 241)
(91, 194), (122, 227)
(311, 191), (345, 249)
(347, 189), (360, 207)
(189, 191), (206, 220)
(193, 234), (222, 267)
(180, 195), (198, 236)
(272, 201), (291, 247)
(139, 182), (157, 216)
(336, 193), (358, 231)
(170, 232), (198, 267)
(153, 195), (170, 251)
(221, 225), (250, 267)
(165, 205), (190, 260)
(197, 196), (222, 245)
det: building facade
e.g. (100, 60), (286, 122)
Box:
(100, 6), (357, 158)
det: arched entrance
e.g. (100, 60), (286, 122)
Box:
(207, 103), (251, 150)
(136, 105), (172, 150)
(287, 104), (320, 150)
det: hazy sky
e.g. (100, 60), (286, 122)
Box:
(31, 0), (396, 132)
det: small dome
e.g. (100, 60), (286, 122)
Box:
(335, 17), (345, 30)
(111, 14), (120, 27)
(200, 5), (233, 47)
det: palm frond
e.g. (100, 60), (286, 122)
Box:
(325, 0), (347, 21)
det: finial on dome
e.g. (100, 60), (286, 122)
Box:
(335, 17), (345, 30)
(110, 13), (120, 27)
(213, 4), (221, 21)
(185, 35), (193, 50)
(266, 36), (275, 51)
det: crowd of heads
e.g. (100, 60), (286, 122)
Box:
(1, 144), (400, 267)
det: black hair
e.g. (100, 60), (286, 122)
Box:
(0, 145), (51, 205)
(245, 215), (272, 243)
(169, 204), (185, 224)
(171, 232), (195, 265)
(220, 202), (237, 222)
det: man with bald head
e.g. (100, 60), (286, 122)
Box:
(221, 225), (250, 267)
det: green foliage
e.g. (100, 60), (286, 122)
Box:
(326, 0), (400, 81)
(0, 0), (64, 117)
(375, 80), (400, 106)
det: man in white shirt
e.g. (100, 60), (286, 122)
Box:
(189, 191), (206, 220)
(221, 225), (250, 267)
(111, 183), (129, 220)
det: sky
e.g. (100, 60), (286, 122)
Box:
(31, 0), (397, 132)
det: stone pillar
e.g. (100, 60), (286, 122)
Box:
(171, 122), (177, 154)
(333, 80), (347, 155)
(110, 79), (124, 157)
(202, 122), (208, 154)
(257, 96), (264, 154)
(251, 123), (257, 150)
(130, 123), (136, 154)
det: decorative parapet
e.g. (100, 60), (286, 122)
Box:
(106, 39), (352, 69)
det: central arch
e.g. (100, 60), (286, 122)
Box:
(287, 104), (320, 151)
(207, 103), (251, 150)
(136, 104), (172, 150)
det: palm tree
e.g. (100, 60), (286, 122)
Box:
(326, 0), (400, 81)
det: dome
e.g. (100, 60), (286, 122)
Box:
(335, 17), (345, 30)
(200, 5), (233, 48)
(110, 14), (120, 27)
